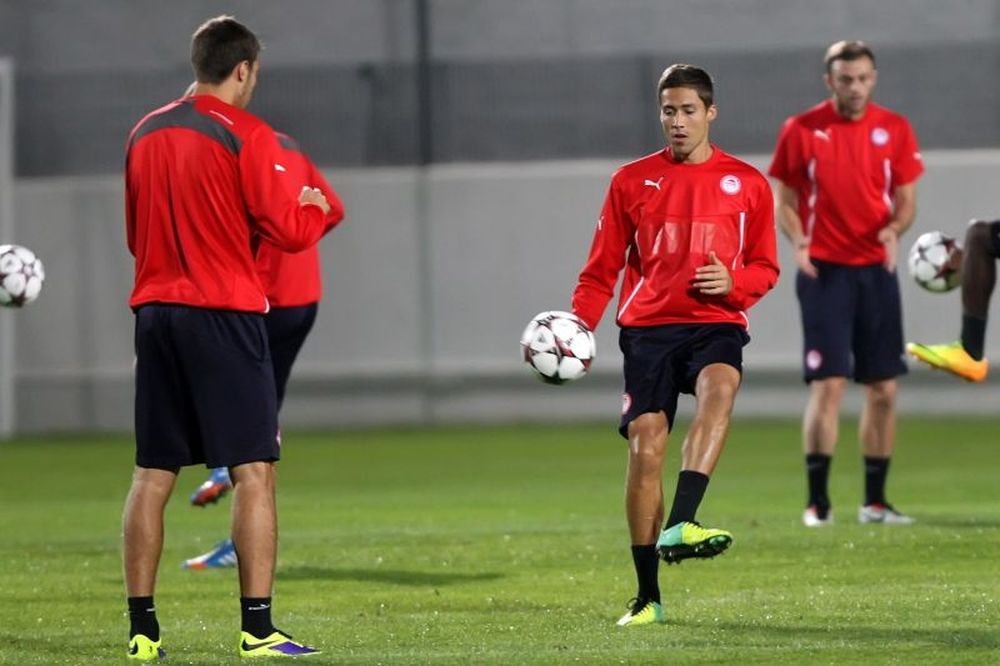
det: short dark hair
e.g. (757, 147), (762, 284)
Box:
(657, 64), (714, 108)
(824, 40), (875, 74)
(190, 16), (261, 84)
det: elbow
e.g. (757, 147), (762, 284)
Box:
(273, 227), (318, 253)
(283, 236), (315, 253)
(330, 201), (345, 222)
(327, 207), (345, 230)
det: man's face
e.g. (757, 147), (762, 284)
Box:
(825, 56), (876, 119)
(234, 59), (260, 109)
(659, 86), (716, 157)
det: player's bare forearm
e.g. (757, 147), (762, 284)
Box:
(777, 204), (807, 245)
(774, 182), (808, 246)
(879, 183), (917, 273)
(774, 182), (817, 277)
(886, 182), (917, 236)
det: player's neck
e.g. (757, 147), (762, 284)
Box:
(192, 83), (242, 109)
(832, 99), (868, 121)
(669, 142), (713, 165)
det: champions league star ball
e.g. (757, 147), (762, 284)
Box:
(907, 231), (960, 293)
(0, 244), (45, 307)
(520, 311), (596, 385)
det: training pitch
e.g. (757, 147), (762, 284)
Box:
(0, 418), (997, 664)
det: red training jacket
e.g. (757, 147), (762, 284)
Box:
(572, 146), (779, 332)
(125, 94), (328, 313)
(255, 133), (345, 307)
(769, 100), (924, 266)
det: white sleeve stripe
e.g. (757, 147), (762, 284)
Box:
(617, 277), (645, 320)
(882, 158), (893, 210)
(805, 158), (817, 240)
(732, 211), (746, 269)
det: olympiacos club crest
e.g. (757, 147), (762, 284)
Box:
(871, 127), (889, 146)
(719, 174), (741, 195)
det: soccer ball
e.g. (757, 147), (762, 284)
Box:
(520, 311), (596, 385)
(907, 231), (960, 293)
(0, 244), (45, 307)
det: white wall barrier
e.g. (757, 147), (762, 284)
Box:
(6, 151), (999, 434)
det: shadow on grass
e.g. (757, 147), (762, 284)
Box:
(278, 565), (504, 587)
(671, 619), (999, 649)
(0, 629), (234, 666)
(915, 516), (1000, 529)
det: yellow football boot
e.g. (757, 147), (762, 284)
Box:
(127, 634), (164, 661)
(616, 598), (666, 627)
(906, 341), (988, 382)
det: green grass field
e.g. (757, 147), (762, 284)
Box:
(1, 418), (997, 664)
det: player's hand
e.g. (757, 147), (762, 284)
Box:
(878, 226), (899, 273)
(299, 185), (331, 215)
(795, 241), (818, 278)
(693, 251), (733, 295)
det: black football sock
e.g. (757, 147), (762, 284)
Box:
(863, 456), (890, 506)
(665, 470), (710, 527)
(631, 544), (660, 604)
(961, 314), (987, 360)
(240, 597), (275, 638)
(127, 596), (159, 641)
(805, 453), (832, 516)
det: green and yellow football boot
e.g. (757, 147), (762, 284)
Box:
(616, 598), (666, 627)
(656, 521), (732, 564)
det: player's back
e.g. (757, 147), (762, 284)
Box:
(126, 95), (272, 313)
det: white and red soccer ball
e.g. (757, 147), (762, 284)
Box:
(520, 311), (596, 385)
(907, 231), (960, 293)
(0, 244), (45, 307)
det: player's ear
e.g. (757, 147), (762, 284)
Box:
(235, 60), (251, 83)
(706, 104), (718, 123)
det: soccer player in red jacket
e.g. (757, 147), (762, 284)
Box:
(571, 64), (779, 626)
(769, 41), (924, 529)
(183, 132), (345, 570)
(256, 134), (344, 409)
(122, 16), (333, 660)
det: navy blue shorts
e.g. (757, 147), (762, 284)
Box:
(618, 323), (749, 438)
(265, 304), (318, 409)
(133, 304), (280, 469)
(796, 260), (907, 383)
